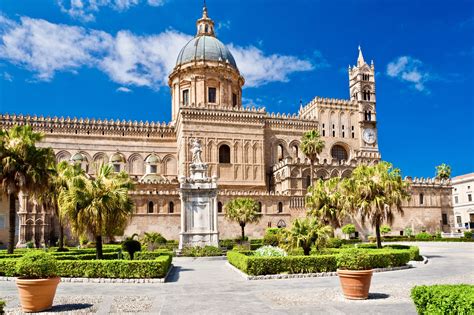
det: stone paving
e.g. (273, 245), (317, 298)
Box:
(1, 242), (473, 314)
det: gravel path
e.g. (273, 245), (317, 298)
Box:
(1, 242), (473, 314)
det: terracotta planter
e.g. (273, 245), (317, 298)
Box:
(16, 277), (60, 312)
(337, 269), (373, 300)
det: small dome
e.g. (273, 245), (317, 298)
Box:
(146, 154), (160, 164)
(110, 152), (125, 163)
(70, 153), (84, 163)
(176, 36), (237, 69)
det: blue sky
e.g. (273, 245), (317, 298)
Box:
(0, 0), (473, 178)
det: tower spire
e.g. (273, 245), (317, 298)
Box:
(196, 0), (215, 36)
(357, 45), (365, 66)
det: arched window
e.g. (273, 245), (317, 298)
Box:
(278, 202), (283, 213)
(322, 124), (326, 137)
(277, 219), (286, 228)
(331, 145), (348, 162)
(148, 201), (154, 214)
(217, 202), (223, 213)
(219, 145), (231, 163)
(169, 201), (174, 213)
(419, 193), (424, 205)
(292, 145), (298, 158)
(278, 144), (284, 161)
(305, 175), (311, 189)
(257, 202), (262, 213)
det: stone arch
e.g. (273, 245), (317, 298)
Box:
(252, 142), (260, 164)
(162, 155), (177, 176)
(74, 151), (91, 173)
(243, 142), (250, 164)
(56, 150), (71, 163)
(128, 153), (144, 175)
(217, 141), (232, 164)
(315, 169), (329, 180)
(273, 139), (288, 163)
(341, 169), (352, 178)
(330, 142), (351, 163)
(207, 140), (216, 163)
(330, 169), (340, 178)
(92, 152), (108, 173)
(233, 141), (241, 164)
(289, 140), (300, 159)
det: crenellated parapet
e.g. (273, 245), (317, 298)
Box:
(218, 189), (290, 196)
(299, 96), (358, 118)
(404, 176), (452, 187)
(0, 113), (175, 138)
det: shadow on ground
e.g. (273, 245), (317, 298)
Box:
(368, 293), (390, 300)
(45, 303), (94, 312)
(166, 266), (195, 283)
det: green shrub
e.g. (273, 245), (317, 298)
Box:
(337, 248), (372, 270)
(254, 246), (287, 257)
(181, 246), (222, 257)
(341, 224), (356, 236)
(122, 249), (173, 260)
(415, 232), (433, 241)
(326, 238), (343, 248)
(15, 251), (57, 279)
(0, 259), (17, 276)
(122, 236), (142, 260)
(411, 284), (474, 315)
(0, 299), (5, 314)
(404, 227), (413, 237)
(219, 239), (235, 250)
(287, 247), (305, 256)
(464, 231), (473, 239)
(380, 225), (391, 235)
(142, 232), (167, 251)
(263, 228), (281, 246)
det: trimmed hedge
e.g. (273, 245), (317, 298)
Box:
(0, 255), (171, 278)
(369, 235), (474, 243)
(411, 284), (474, 314)
(227, 248), (412, 276)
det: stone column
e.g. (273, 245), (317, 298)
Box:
(16, 190), (28, 247)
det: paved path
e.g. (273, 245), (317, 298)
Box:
(1, 242), (473, 314)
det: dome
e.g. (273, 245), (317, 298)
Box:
(175, 35), (237, 69)
(110, 152), (125, 163)
(70, 153), (84, 163)
(146, 154), (160, 164)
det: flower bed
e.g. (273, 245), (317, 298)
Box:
(411, 284), (474, 314)
(227, 247), (415, 276)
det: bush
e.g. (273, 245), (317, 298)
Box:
(263, 228), (281, 246)
(415, 232), (433, 241)
(142, 232), (167, 251)
(122, 250), (173, 260)
(122, 238), (142, 260)
(15, 251), (57, 279)
(0, 299), (5, 314)
(404, 227), (413, 237)
(326, 238), (343, 248)
(219, 239), (235, 250)
(464, 231), (473, 239)
(380, 225), (391, 235)
(181, 246), (222, 257)
(341, 224), (356, 236)
(254, 246), (287, 257)
(337, 248), (372, 271)
(287, 247), (305, 256)
(411, 284), (474, 315)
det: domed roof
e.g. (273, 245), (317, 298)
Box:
(110, 152), (125, 163)
(70, 153), (84, 163)
(176, 35), (237, 69)
(146, 154), (160, 164)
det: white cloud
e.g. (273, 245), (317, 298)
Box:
(116, 86), (132, 92)
(386, 56), (432, 92)
(57, 0), (165, 22)
(0, 15), (315, 90)
(2, 71), (13, 82)
(229, 44), (314, 87)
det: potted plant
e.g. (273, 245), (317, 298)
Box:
(336, 248), (373, 300)
(15, 251), (60, 312)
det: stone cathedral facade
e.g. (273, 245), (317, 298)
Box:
(0, 6), (453, 247)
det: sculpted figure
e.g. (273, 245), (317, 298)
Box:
(190, 138), (203, 164)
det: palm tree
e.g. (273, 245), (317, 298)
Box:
(351, 161), (411, 248)
(282, 217), (332, 255)
(0, 125), (55, 254)
(59, 163), (135, 259)
(224, 197), (261, 241)
(305, 177), (346, 228)
(40, 161), (84, 250)
(435, 163), (451, 180)
(300, 130), (325, 186)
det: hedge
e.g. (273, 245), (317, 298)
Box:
(227, 248), (412, 276)
(411, 284), (474, 314)
(369, 236), (474, 243)
(0, 255), (172, 278)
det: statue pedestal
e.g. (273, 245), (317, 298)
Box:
(178, 162), (219, 250)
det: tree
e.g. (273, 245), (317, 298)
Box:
(282, 217), (332, 255)
(40, 161), (84, 250)
(351, 161), (411, 248)
(224, 197), (261, 241)
(59, 164), (135, 259)
(380, 224), (391, 235)
(300, 130), (325, 186)
(306, 177), (346, 229)
(435, 163), (451, 180)
(0, 125), (55, 254)
(341, 224), (356, 239)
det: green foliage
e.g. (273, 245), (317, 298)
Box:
(0, 299), (5, 314)
(404, 227), (413, 237)
(380, 225), (391, 235)
(435, 163), (452, 180)
(326, 238), (343, 248)
(122, 235), (141, 260)
(2, 256), (171, 278)
(254, 246), (287, 257)
(224, 197), (261, 240)
(411, 284), (474, 315)
(341, 224), (356, 236)
(415, 232), (433, 241)
(181, 246), (222, 257)
(337, 248), (372, 271)
(281, 218), (332, 255)
(464, 231), (473, 239)
(263, 228), (282, 246)
(142, 232), (167, 251)
(15, 251), (57, 279)
(219, 239), (236, 250)
(306, 177), (346, 228)
(227, 247), (412, 276)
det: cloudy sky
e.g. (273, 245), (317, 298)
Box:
(0, 0), (473, 177)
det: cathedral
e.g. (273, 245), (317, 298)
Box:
(0, 6), (453, 247)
